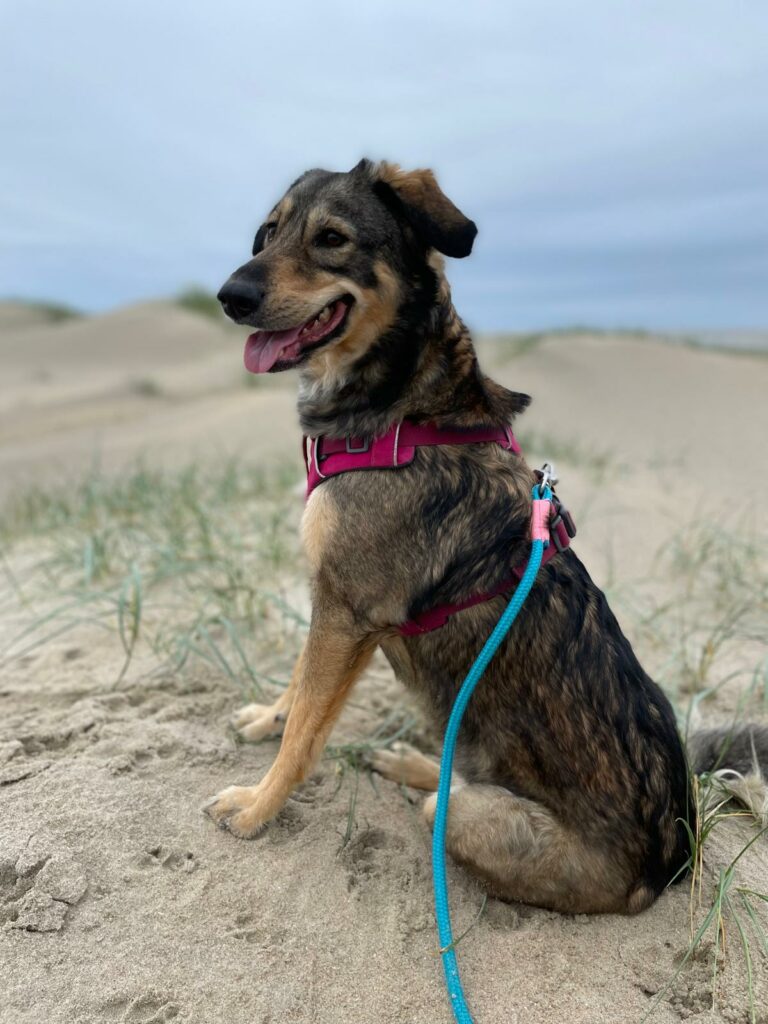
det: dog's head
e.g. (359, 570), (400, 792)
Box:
(218, 160), (476, 375)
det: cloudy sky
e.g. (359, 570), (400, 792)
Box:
(1, 1), (767, 330)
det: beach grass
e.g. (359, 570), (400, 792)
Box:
(1, 460), (766, 1016)
(0, 460), (305, 699)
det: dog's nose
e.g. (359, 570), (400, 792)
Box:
(217, 279), (265, 322)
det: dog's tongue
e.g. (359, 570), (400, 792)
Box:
(244, 325), (304, 373)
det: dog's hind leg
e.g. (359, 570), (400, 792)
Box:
(371, 741), (443, 791)
(422, 783), (639, 915)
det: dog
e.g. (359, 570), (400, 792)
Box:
(207, 159), (768, 914)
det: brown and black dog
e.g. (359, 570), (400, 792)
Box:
(207, 159), (767, 914)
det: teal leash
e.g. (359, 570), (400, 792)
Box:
(432, 483), (551, 1024)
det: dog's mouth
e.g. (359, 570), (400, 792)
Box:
(243, 296), (354, 374)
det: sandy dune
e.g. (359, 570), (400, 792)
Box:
(0, 302), (298, 499)
(1, 304), (767, 1024)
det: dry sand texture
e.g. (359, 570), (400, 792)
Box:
(1, 304), (767, 1023)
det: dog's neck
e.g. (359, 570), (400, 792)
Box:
(297, 264), (529, 438)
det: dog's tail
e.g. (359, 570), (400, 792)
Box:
(686, 724), (768, 825)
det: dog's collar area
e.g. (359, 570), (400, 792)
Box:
(303, 420), (520, 497)
(301, 418), (576, 635)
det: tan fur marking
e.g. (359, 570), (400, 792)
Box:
(375, 163), (441, 206)
(307, 260), (401, 387)
(304, 206), (357, 244)
(274, 195), (293, 223)
(301, 486), (338, 572)
(257, 258), (350, 330)
(372, 162), (470, 244)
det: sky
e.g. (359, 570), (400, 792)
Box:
(1, 1), (767, 331)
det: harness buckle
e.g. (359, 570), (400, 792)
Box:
(345, 436), (370, 454)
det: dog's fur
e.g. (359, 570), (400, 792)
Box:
(207, 159), (768, 915)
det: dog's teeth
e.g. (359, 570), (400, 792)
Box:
(318, 306), (331, 324)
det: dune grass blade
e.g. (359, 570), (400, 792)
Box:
(642, 887), (721, 1021)
(261, 592), (310, 628)
(115, 563), (142, 685)
(216, 614), (266, 699)
(340, 765), (360, 849)
(725, 894), (756, 1024)
(439, 894), (488, 955)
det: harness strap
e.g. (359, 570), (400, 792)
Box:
(301, 418), (576, 637)
(398, 511), (571, 636)
(303, 421), (519, 499)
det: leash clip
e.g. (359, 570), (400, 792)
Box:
(535, 461), (558, 498)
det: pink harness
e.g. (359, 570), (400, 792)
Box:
(302, 420), (575, 636)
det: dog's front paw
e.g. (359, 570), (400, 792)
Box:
(233, 703), (287, 742)
(203, 785), (269, 839)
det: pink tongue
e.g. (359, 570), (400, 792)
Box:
(244, 325), (304, 373)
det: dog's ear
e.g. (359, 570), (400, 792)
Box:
(353, 159), (477, 258)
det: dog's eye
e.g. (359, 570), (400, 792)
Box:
(315, 228), (347, 248)
(253, 223), (277, 254)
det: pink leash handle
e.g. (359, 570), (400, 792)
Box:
(530, 497), (553, 544)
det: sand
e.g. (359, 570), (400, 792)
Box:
(1, 304), (766, 1024)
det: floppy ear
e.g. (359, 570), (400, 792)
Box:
(353, 159), (477, 258)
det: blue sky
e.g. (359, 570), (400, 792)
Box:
(1, 1), (767, 330)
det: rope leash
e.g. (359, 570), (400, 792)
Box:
(432, 483), (551, 1023)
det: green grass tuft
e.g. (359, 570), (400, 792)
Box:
(645, 781), (768, 1022)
